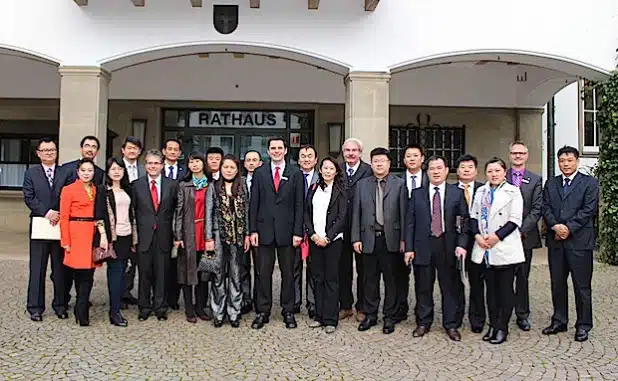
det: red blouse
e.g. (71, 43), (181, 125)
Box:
(194, 187), (206, 251)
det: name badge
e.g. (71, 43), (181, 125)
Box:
(281, 176), (289, 181)
(521, 178), (530, 184)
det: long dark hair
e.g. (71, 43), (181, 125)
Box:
(317, 156), (344, 192)
(216, 154), (244, 198)
(181, 152), (212, 183)
(105, 157), (131, 193)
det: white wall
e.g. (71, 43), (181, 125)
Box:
(0, 0), (615, 72)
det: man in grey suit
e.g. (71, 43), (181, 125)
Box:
(294, 145), (319, 317)
(351, 147), (407, 335)
(506, 141), (542, 332)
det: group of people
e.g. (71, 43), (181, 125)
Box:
(24, 134), (599, 345)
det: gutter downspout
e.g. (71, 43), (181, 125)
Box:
(547, 97), (555, 179)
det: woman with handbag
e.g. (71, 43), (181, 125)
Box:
(205, 154), (250, 328)
(94, 157), (138, 327)
(59, 158), (98, 326)
(173, 152), (212, 323)
(469, 157), (525, 344)
(304, 157), (347, 334)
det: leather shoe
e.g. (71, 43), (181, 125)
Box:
(230, 319), (240, 328)
(517, 318), (531, 331)
(490, 329), (508, 344)
(284, 313), (297, 329)
(383, 319), (395, 335)
(56, 312), (69, 320)
(186, 316), (197, 324)
(30, 313), (43, 322)
(213, 319), (224, 328)
(471, 326), (484, 334)
(412, 325), (429, 337)
(483, 327), (496, 341)
(156, 314), (168, 321)
(542, 323), (568, 335)
(251, 313), (270, 329)
(138, 311), (151, 321)
(575, 328), (589, 342)
(109, 313), (128, 327)
(446, 328), (461, 341)
(358, 317), (377, 332)
(338, 309), (353, 320)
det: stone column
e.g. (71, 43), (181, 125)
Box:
(344, 71), (391, 162)
(58, 66), (110, 168)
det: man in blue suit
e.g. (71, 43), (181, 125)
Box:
(542, 146), (599, 342)
(23, 137), (69, 321)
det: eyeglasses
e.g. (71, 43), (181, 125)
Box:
(146, 161), (163, 166)
(510, 152), (527, 156)
(37, 149), (57, 154)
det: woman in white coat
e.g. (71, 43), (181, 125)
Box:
(469, 157), (525, 345)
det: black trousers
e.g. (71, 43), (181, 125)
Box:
(515, 249), (533, 320)
(180, 250), (209, 318)
(123, 253), (139, 300)
(72, 268), (95, 318)
(394, 253), (411, 317)
(240, 247), (257, 308)
(466, 259), (487, 329)
(486, 265), (516, 332)
(339, 237), (364, 311)
(548, 246), (593, 331)
(294, 247), (315, 311)
(254, 243), (295, 315)
(311, 240), (343, 326)
(138, 238), (170, 316)
(413, 236), (462, 330)
(27, 239), (68, 315)
(362, 234), (397, 320)
(167, 257), (181, 307)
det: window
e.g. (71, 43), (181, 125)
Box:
(580, 79), (602, 155)
(389, 115), (465, 172)
(0, 136), (57, 189)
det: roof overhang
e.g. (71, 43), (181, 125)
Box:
(72, 0), (380, 11)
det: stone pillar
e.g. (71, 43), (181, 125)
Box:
(344, 71), (391, 162)
(58, 66), (110, 168)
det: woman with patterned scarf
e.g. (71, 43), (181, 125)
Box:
(469, 157), (525, 345)
(173, 152), (212, 323)
(205, 154), (250, 328)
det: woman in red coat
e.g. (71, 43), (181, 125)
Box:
(60, 158), (97, 326)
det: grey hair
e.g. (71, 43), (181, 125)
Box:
(144, 149), (164, 163)
(342, 137), (364, 152)
(509, 141), (528, 152)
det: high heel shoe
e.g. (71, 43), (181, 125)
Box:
(109, 312), (128, 327)
(490, 330), (508, 344)
(74, 308), (90, 327)
(483, 326), (496, 341)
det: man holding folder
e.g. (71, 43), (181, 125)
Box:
(23, 137), (68, 321)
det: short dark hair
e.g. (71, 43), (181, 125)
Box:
(267, 137), (287, 149)
(80, 135), (100, 149)
(370, 147), (391, 161)
(455, 153), (478, 168)
(244, 150), (262, 161)
(427, 155), (449, 168)
(404, 144), (424, 157)
(206, 147), (225, 156)
(36, 137), (57, 150)
(122, 136), (143, 150)
(77, 157), (95, 170)
(557, 145), (579, 159)
(299, 144), (317, 157)
(162, 138), (182, 151)
(485, 157), (507, 171)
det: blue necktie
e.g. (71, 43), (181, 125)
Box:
(563, 177), (571, 194)
(168, 166), (174, 180)
(304, 173), (309, 197)
(347, 168), (354, 184)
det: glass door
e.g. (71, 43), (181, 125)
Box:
(191, 134), (235, 155)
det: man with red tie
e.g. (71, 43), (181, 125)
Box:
(249, 137), (304, 329)
(132, 149), (178, 322)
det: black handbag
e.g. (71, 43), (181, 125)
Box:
(198, 251), (221, 275)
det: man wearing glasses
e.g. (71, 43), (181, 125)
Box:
(60, 135), (105, 186)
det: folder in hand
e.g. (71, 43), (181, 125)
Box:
(30, 217), (60, 241)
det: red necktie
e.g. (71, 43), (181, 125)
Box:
(273, 166), (281, 192)
(150, 180), (159, 211)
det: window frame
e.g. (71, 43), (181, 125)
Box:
(579, 79), (601, 157)
(0, 133), (59, 190)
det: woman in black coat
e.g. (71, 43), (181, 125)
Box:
(94, 157), (138, 327)
(304, 156), (348, 334)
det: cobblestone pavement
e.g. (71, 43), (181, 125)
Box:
(1, 253), (617, 381)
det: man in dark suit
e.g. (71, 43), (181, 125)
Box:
(120, 136), (144, 309)
(507, 141), (543, 331)
(161, 138), (185, 310)
(542, 145), (599, 342)
(454, 154), (485, 333)
(351, 147), (407, 334)
(339, 138), (373, 322)
(404, 155), (469, 341)
(249, 137), (304, 329)
(395, 144), (429, 322)
(60, 135), (105, 186)
(294, 145), (319, 317)
(23, 137), (69, 322)
(132, 149), (178, 321)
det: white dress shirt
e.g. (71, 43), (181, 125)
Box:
(271, 161), (286, 178)
(212, 171), (220, 181)
(41, 163), (56, 178)
(429, 182), (446, 229)
(148, 175), (162, 203)
(123, 159), (139, 183)
(303, 169), (315, 189)
(312, 183), (344, 241)
(165, 161), (179, 180)
(345, 161), (360, 177)
(246, 173), (253, 192)
(406, 169), (423, 197)
(563, 170), (578, 186)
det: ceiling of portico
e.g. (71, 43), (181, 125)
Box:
(0, 46), (60, 99)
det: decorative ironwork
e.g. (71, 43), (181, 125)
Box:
(389, 113), (465, 172)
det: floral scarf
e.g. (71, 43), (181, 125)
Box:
(217, 185), (248, 245)
(480, 181), (505, 266)
(192, 175), (208, 191)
